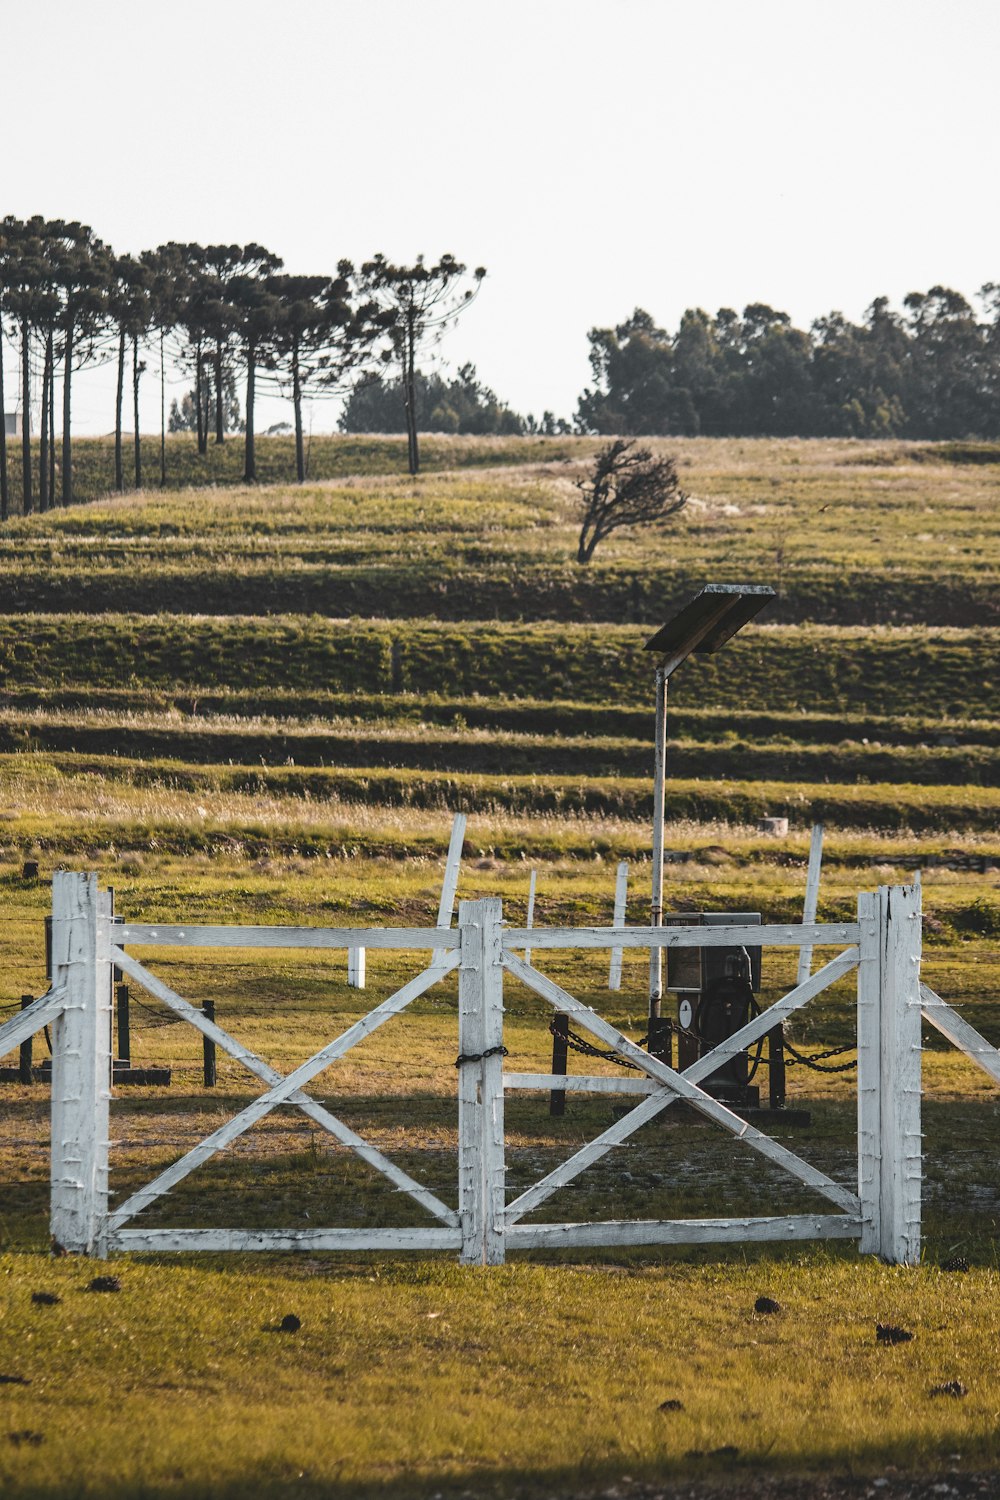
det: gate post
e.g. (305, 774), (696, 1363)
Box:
(858, 885), (921, 1264)
(457, 897), (505, 1266)
(50, 872), (113, 1255)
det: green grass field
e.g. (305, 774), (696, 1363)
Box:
(1, 434), (999, 1497)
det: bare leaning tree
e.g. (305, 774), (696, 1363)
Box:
(575, 438), (687, 563)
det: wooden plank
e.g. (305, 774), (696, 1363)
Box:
(921, 983), (1000, 1085)
(457, 897), (505, 1265)
(432, 812), (467, 967)
(0, 985), (66, 1058)
(502, 952), (860, 1221)
(523, 869), (537, 967)
(110, 1226), (463, 1254)
(877, 884), (922, 1266)
(505, 1072), (659, 1094)
(505, 1214), (862, 1250)
(609, 861), (628, 991)
(796, 823), (824, 986)
(856, 890), (880, 1255)
(503, 922), (859, 951)
(115, 924), (460, 951)
(49, 874), (113, 1256)
(107, 949), (460, 1231)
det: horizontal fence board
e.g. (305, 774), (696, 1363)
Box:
(110, 1226), (463, 1253)
(504, 1072), (659, 1094)
(502, 922), (859, 951)
(505, 1214), (862, 1249)
(114, 924), (460, 951)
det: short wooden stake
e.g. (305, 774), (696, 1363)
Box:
(347, 946), (366, 988)
(524, 868), (537, 966)
(767, 1024), (785, 1109)
(202, 1000), (217, 1087)
(608, 860), (628, 991)
(19, 996), (33, 1084)
(796, 823), (824, 987)
(432, 812), (467, 968)
(457, 897), (505, 1265)
(49, 872), (112, 1255)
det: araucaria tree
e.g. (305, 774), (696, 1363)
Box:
(359, 254), (485, 475)
(575, 439), (687, 563)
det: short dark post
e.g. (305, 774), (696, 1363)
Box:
(647, 1015), (672, 1069)
(116, 984), (131, 1065)
(768, 1024), (786, 1110)
(549, 1012), (568, 1117)
(44, 916), (52, 981)
(19, 996), (33, 1084)
(202, 1000), (217, 1087)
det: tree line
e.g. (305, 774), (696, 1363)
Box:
(0, 217), (486, 518)
(575, 289), (1000, 439)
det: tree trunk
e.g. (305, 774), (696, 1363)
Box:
(195, 341), (206, 454)
(39, 332), (52, 512)
(21, 320), (32, 516)
(214, 340), (224, 442)
(48, 354), (55, 505)
(404, 313), (419, 476)
(292, 337), (304, 482)
(114, 327), (125, 492)
(62, 317), (74, 507)
(244, 343), (256, 482)
(0, 315), (8, 522)
(159, 329), (166, 488)
(132, 334), (142, 488)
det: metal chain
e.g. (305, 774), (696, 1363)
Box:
(549, 1018), (644, 1070)
(548, 1017), (857, 1075)
(782, 1038), (857, 1074)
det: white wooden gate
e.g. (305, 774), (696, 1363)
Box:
(0, 874), (923, 1265)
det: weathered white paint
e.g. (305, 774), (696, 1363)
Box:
(49, 873), (112, 1255)
(796, 823), (824, 986)
(876, 884), (922, 1265)
(505, 1214), (862, 1249)
(921, 983), (1000, 1085)
(608, 861), (628, 990)
(108, 948), (460, 1232)
(523, 868), (537, 966)
(110, 1226), (463, 1253)
(0, 985), (66, 1056)
(504, 921), (859, 951)
(346, 945), (366, 989)
(115, 924), (459, 950)
(502, 950), (860, 1222)
(856, 890), (881, 1255)
(504, 1072), (659, 1094)
(432, 812), (467, 968)
(457, 898), (505, 1265)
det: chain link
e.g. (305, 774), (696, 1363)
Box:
(548, 1017), (857, 1074)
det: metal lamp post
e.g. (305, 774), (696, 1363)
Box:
(642, 583), (776, 1018)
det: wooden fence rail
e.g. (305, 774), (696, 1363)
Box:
(0, 874), (935, 1267)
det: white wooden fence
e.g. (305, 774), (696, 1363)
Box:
(0, 873), (935, 1265)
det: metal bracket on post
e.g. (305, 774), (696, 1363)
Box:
(457, 897), (505, 1266)
(49, 872), (112, 1256)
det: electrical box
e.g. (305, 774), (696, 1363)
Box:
(666, 912), (762, 994)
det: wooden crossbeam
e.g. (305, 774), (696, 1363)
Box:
(921, 983), (1000, 1085)
(0, 986), (66, 1057)
(107, 949), (460, 1231)
(115, 924), (460, 950)
(501, 952), (859, 1222)
(502, 922), (859, 951)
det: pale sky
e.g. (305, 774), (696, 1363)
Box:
(2, 0), (999, 435)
